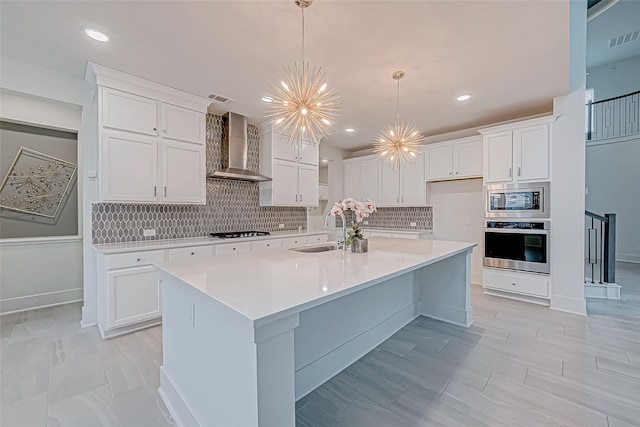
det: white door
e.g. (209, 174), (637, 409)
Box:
(426, 146), (453, 181)
(401, 155), (426, 206)
(514, 125), (549, 181)
(272, 133), (298, 162)
(162, 140), (205, 203)
(454, 139), (483, 178)
(107, 266), (161, 328)
(101, 87), (158, 136)
(378, 162), (400, 206)
(344, 161), (362, 199)
(483, 132), (513, 183)
(360, 158), (379, 201)
(298, 141), (319, 166)
(272, 159), (299, 205)
(101, 130), (158, 202)
(298, 164), (319, 206)
(161, 104), (205, 144)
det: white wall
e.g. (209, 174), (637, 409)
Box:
(587, 55), (640, 102)
(429, 179), (484, 285)
(0, 56), (96, 317)
(586, 136), (640, 263)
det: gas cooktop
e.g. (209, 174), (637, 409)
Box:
(209, 231), (271, 239)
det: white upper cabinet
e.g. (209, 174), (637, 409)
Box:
(88, 64), (210, 205)
(343, 156), (378, 201)
(101, 87), (158, 136)
(479, 115), (557, 184)
(161, 103), (205, 144)
(259, 126), (319, 207)
(513, 125), (550, 181)
(162, 140), (206, 203)
(425, 136), (482, 181)
(483, 132), (513, 182)
(378, 152), (426, 207)
(101, 130), (158, 202)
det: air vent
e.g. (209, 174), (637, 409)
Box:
(208, 93), (234, 104)
(608, 30), (640, 48)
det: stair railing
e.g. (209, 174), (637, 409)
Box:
(585, 211), (616, 284)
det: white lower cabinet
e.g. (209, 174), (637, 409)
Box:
(167, 245), (214, 261)
(216, 241), (252, 255)
(282, 236), (309, 248)
(98, 249), (165, 336)
(365, 229), (431, 239)
(252, 239), (283, 251)
(308, 234), (328, 244)
(483, 268), (549, 299)
(107, 266), (162, 328)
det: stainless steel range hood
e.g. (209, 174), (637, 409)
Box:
(207, 112), (271, 182)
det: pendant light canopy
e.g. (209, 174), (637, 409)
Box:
(373, 71), (423, 169)
(265, 0), (339, 146)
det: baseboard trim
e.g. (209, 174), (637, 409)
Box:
(618, 253), (640, 264)
(471, 271), (483, 286)
(159, 366), (203, 427)
(99, 317), (162, 339)
(584, 282), (621, 299)
(0, 288), (83, 315)
(550, 294), (587, 316)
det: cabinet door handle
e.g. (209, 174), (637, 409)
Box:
(153, 127), (157, 132)
(153, 186), (157, 197)
(508, 167), (512, 178)
(136, 258), (141, 262)
(449, 172), (452, 175)
(455, 171), (459, 175)
(233, 247), (236, 251)
(296, 194), (298, 202)
(517, 167), (521, 177)
(191, 252), (195, 255)
(164, 186), (167, 197)
(300, 194), (303, 202)
(512, 282), (516, 286)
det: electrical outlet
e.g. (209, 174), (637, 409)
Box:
(143, 229), (156, 237)
(364, 221), (369, 225)
(410, 222), (417, 227)
(278, 224), (285, 229)
(189, 302), (196, 327)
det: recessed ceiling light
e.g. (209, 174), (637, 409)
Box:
(345, 128), (355, 133)
(456, 94), (471, 102)
(262, 96), (273, 103)
(83, 28), (109, 42)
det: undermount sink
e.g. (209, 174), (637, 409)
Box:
(289, 243), (339, 253)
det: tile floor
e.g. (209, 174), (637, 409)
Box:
(1, 262), (639, 426)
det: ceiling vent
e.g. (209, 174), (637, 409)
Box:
(608, 30), (640, 48)
(208, 93), (234, 104)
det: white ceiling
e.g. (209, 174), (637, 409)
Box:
(0, 1), (572, 151)
(587, 0), (640, 69)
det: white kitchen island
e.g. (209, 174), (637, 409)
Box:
(155, 237), (476, 427)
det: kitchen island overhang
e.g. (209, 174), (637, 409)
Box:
(155, 238), (476, 427)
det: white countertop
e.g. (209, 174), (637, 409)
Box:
(93, 230), (331, 254)
(365, 228), (432, 234)
(155, 237), (475, 322)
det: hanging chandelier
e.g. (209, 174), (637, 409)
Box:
(265, 0), (339, 146)
(373, 71), (423, 168)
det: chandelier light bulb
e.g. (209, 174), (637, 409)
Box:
(319, 83), (327, 93)
(301, 107), (308, 115)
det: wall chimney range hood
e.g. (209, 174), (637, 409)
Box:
(207, 112), (271, 182)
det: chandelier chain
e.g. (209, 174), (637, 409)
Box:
(301, 8), (305, 63)
(396, 77), (400, 120)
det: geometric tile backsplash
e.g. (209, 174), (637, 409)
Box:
(339, 206), (432, 231)
(92, 113), (432, 244)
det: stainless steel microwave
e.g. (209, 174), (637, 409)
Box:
(485, 182), (549, 218)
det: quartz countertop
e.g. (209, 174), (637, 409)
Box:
(155, 237), (475, 322)
(365, 228), (432, 234)
(93, 230), (331, 254)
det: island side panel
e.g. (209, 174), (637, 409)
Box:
(417, 250), (473, 327)
(294, 273), (419, 399)
(158, 272), (299, 427)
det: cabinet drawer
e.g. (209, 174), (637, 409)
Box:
(483, 269), (549, 297)
(216, 241), (252, 255)
(282, 236), (308, 248)
(107, 250), (165, 270)
(308, 234), (328, 244)
(167, 246), (214, 261)
(252, 239), (283, 251)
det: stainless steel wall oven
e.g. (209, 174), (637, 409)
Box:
(483, 220), (550, 274)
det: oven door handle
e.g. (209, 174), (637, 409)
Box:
(484, 228), (549, 234)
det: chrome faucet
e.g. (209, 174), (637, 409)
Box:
(325, 211), (347, 250)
